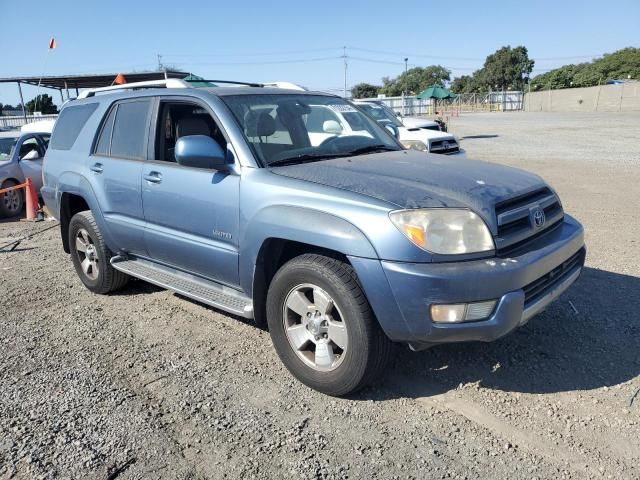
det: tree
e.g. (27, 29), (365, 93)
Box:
(25, 94), (58, 114)
(482, 46), (534, 91)
(351, 83), (381, 99)
(531, 48), (640, 89)
(450, 74), (485, 94)
(449, 45), (534, 93)
(379, 65), (450, 97)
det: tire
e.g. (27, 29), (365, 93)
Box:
(68, 211), (129, 294)
(267, 254), (392, 396)
(0, 180), (24, 217)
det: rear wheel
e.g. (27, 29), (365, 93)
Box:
(68, 211), (129, 294)
(267, 254), (392, 396)
(0, 180), (24, 217)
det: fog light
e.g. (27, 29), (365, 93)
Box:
(431, 300), (497, 323)
(431, 304), (466, 323)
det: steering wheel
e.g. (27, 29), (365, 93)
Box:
(318, 135), (369, 153)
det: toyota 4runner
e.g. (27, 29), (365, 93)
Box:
(42, 79), (585, 396)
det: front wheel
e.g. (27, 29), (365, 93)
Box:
(68, 211), (129, 294)
(0, 180), (24, 217)
(267, 254), (392, 396)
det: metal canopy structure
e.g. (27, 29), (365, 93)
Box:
(0, 70), (190, 122)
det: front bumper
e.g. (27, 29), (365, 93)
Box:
(349, 215), (585, 346)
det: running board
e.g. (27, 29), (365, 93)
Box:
(110, 256), (254, 319)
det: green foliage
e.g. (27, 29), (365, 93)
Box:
(25, 94), (58, 114)
(379, 66), (450, 97)
(450, 74), (484, 94)
(482, 46), (534, 90)
(531, 48), (640, 89)
(450, 45), (534, 93)
(351, 82), (381, 99)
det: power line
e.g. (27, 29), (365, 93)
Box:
(161, 47), (343, 58)
(169, 56), (342, 67)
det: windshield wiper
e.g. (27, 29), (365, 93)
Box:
(348, 144), (398, 156)
(268, 152), (352, 167)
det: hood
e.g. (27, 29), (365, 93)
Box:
(271, 150), (547, 232)
(399, 127), (455, 142)
(401, 116), (439, 128)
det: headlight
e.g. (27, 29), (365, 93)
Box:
(400, 139), (428, 151)
(389, 209), (495, 254)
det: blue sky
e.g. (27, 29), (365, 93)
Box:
(1, 0), (638, 106)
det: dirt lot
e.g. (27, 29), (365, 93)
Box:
(1, 111), (639, 480)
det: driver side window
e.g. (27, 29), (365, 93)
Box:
(155, 101), (227, 163)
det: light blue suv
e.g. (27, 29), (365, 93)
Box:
(42, 80), (585, 395)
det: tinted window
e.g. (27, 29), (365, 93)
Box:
(94, 106), (116, 156)
(50, 103), (98, 150)
(110, 100), (150, 159)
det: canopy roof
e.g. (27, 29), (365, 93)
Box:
(0, 70), (190, 90)
(416, 85), (457, 100)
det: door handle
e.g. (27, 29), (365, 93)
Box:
(90, 162), (103, 174)
(143, 171), (163, 184)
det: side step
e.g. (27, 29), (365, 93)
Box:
(110, 256), (254, 319)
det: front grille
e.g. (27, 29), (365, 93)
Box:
(523, 248), (585, 306)
(430, 139), (459, 154)
(494, 187), (564, 255)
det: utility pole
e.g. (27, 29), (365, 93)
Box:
(403, 58), (408, 116)
(342, 46), (348, 98)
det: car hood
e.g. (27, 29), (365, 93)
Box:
(399, 127), (455, 142)
(401, 116), (439, 128)
(271, 150), (547, 232)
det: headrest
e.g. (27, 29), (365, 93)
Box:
(244, 111), (276, 137)
(176, 117), (211, 138)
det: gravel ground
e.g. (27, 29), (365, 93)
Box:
(1, 111), (639, 480)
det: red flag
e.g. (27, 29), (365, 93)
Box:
(48, 37), (56, 49)
(113, 73), (127, 85)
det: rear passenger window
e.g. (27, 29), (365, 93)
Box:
(50, 103), (98, 150)
(110, 100), (150, 160)
(94, 106), (116, 156)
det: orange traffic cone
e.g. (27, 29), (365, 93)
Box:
(25, 177), (40, 221)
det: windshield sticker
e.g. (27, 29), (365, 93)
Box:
(329, 104), (358, 113)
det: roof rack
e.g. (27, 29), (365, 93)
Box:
(78, 79), (190, 98)
(76, 78), (303, 99)
(184, 79), (264, 87)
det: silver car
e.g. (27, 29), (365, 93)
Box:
(0, 131), (49, 217)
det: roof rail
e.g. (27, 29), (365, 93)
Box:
(262, 82), (308, 91)
(77, 78), (191, 98)
(184, 79), (264, 87)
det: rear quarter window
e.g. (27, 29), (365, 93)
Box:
(50, 103), (98, 150)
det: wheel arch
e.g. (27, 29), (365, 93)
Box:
(243, 206), (379, 328)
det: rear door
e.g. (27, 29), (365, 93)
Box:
(141, 97), (240, 287)
(88, 98), (151, 255)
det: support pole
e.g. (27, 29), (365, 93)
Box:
(17, 82), (28, 123)
(64, 80), (70, 100)
(59, 89), (64, 103)
(342, 46), (347, 98)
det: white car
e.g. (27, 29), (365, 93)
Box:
(354, 101), (461, 155)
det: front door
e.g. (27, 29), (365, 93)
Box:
(141, 98), (240, 287)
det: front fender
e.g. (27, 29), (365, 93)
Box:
(239, 205), (378, 294)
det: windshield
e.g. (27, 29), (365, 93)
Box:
(356, 103), (403, 128)
(222, 94), (401, 166)
(0, 136), (19, 161)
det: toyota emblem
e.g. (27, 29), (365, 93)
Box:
(533, 208), (546, 228)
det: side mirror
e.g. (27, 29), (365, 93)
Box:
(175, 135), (227, 170)
(21, 150), (41, 161)
(395, 111), (403, 118)
(322, 120), (343, 134)
(384, 123), (400, 139)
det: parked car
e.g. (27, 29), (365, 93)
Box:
(42, 80), (585, 396)
(354, 101), (461, 154)
(0, 131), (50, 217)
